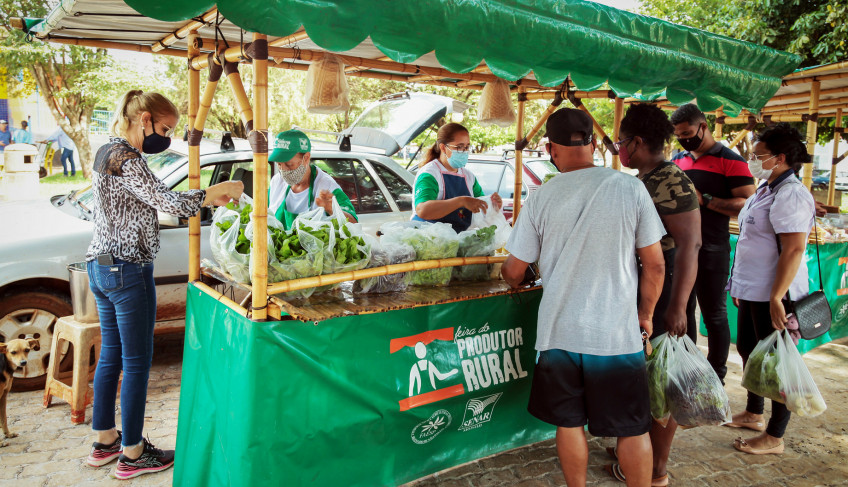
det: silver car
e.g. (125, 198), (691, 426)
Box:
(0, 91), (466, 389)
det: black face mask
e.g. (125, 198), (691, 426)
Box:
(142, 117), (172, 154)
(677, 124), (704, 152)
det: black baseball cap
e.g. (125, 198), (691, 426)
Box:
(546, 108), (593, 146)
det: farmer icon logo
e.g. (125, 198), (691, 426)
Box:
(390, 328), (465, 412)
(411, 409), (452, 445)
(459, 393), (502, 432)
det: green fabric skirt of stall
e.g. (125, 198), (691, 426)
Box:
(175, 283), (552, 487)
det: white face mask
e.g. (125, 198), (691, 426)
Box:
(747, 154), (778, 180)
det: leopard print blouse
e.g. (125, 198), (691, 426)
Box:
(85, 137), (206, 264)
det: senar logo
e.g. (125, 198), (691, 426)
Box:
(411, 409), (452, 445)
(458, 393), (502, 432)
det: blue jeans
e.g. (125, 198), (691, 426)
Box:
(61, 148), (75, 176)
(88, 258), (156, 448)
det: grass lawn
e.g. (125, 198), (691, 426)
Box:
(39, 172), (91, 198)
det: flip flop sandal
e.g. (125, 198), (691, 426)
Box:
(604, 464), (670, 486)
(732, 437), (784, 455)
(605, 446), (618, 460)
(725, 420), (766, 432)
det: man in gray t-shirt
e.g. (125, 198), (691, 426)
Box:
(502, 108), (666, 486)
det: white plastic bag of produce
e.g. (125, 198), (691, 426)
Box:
(646, 333), (673, 427)
(246, 214), (324, 299)
(292, 197), (370, 294)
(741, 330), (827, 417)
(210, 194), (253, 283)
(469, 194), (511, 249)
(380, 221), (459, 286)
(354, 235), (416, 294)
(665, 335), (731, 428)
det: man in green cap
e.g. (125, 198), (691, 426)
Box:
(268, 129), (358, 229)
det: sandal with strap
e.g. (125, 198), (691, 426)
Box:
(733, 437), (784, 455)
(604, 463), (670, 486)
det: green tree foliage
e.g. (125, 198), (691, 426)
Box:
(0, 0), (111, 177)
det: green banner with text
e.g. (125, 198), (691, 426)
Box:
(174, 284), (552, 487)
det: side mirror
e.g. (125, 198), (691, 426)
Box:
(158, 211), (180, 228)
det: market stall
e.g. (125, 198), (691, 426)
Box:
(16, 1), (802, 485)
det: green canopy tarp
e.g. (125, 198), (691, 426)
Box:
(30, 0), (801, 116)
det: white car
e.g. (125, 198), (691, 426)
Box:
(0, 91), (466, 389)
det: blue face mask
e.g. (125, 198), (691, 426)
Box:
(447, 148), (469, 169)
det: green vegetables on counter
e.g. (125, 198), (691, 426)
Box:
(454, 225), (497, 281)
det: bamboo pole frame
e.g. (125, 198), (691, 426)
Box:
(266, 256), (508, 295)
(763, 96), (848, 113)
(782, 72), (848, 86)
(522, 90), (615, 101)
(224, 63), (255, 130)
(514, 86), (526, 220)
(188, 31), (202, 282)
(728, 128), (752, 150)
(828, 108), (843, 205)
(803, 81), (821, 189)
(713, 108), (724, 140)
(250, 33), (269, 320)
(152, 8), (218, 52)
(783, 60), (848, 79)
(768, 86), (847, 103)
(612, 97), (624, 170)
(194, 282), (249, 316)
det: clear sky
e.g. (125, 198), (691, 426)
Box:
(592, 0), (642, 13)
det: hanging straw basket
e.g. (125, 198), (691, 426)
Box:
(478, 79), (515, 127)
(305, 53), (351, 114)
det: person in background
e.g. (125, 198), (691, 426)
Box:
(671, 103), (755, 383)
(726, 123), (815, 455)
(0, 120), (10, 151)
(12, 120), (33, 144)
(412, 122), (502, 232)
(502, 108), (666, 487)
(268, 129), (357, 229)
(40, 127), (76, 176)
(605, 104), (701, 486)
(85, 90), (243, 480)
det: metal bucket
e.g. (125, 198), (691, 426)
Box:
(68, 261), (99, 323)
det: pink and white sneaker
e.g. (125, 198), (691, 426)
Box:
(87, 431), (123, 467)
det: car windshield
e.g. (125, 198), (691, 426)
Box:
(525, 159), (557, 177)
(74, 150), (187, 211)
(467, 162), (505, 195)
(355, 98), (445, 140)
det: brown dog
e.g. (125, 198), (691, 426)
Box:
(1, 338), (38, 447)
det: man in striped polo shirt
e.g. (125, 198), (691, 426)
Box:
(671, 103), (755, 383)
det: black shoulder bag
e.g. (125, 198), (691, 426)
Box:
(776, 216), (831, 340)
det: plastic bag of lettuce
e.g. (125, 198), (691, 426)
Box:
(210, 194), (253, 283)
(742, 330), (827, 417)
(354, 236), (416, 294)
(646, 333), (673, 427)
(381, 221), (459, 286)
(454, 195), (511, 281)
(246, 214), (324, 298)
(666, 335), (731, 428)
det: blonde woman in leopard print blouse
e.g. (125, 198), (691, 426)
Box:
(84, 90), (242, 478)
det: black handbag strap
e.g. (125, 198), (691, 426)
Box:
(772, 187), (823, 300)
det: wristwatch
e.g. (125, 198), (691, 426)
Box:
(702, 193), (713, 208)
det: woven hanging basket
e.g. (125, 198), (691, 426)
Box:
(305, 53), (351, 114)
(478, 79), (515, 127)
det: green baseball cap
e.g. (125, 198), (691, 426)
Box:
(269, 129), (311, 163)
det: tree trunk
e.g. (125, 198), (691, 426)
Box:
(28, 64), (97, 178)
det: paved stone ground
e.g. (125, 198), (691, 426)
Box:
(2, 333), (847, 486)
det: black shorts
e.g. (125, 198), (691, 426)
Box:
(528, 349), (651, 437)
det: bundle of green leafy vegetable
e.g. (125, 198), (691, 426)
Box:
(215, 202), (253, 255)
(265, 224), (323, 284)
(454, 225), (497, 281)
(741, 349), (783, 403)
(646, 335), (672, 427)
(399, 226), (460, 286)
(210, 200), (253, 283)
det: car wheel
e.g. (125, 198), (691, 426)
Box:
(0, 289), (74, 391)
